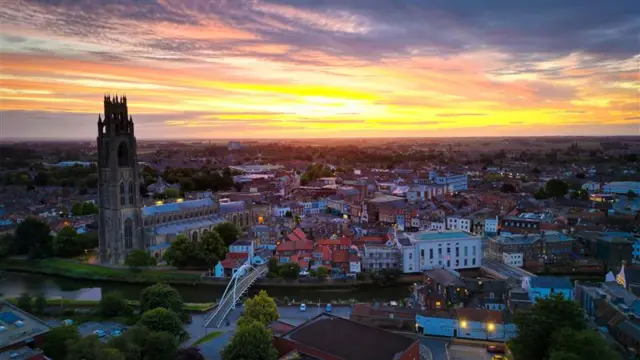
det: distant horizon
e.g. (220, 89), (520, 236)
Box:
(1, 1), (639, 139)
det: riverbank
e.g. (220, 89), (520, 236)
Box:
(2, 296), (216, 313)
(1, 258), (421, 288)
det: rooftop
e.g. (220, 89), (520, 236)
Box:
(0, 301), (51, 350)
(529, 276), (572, 290)
(369, 195), (405, 203)
(409, 230), (479, 242)
(150, 216), (225, 236)
(0, 346), (44, 360)
(142, 197), (215, 216)
(282, 313), (416, 360)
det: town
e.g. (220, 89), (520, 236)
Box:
(1, 97), (639, 360)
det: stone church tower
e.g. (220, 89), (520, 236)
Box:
(97, 95), (144, 264)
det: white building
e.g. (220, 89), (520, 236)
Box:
(446, 216), (471, 232)
(603, 181), (640, 195)
(362, 243), (401, 271)
(428, 221), (446, 231)
(272, 205), (291, 217)
(399, 230), (482, 273)
(229, 240), (255, 260)
(349, 258), (361, 273)
(407, 184), (447, 203)
(431, 172), (468, 193)
(581, 182), (600, 192)
(484, 216), (499, 235)
(502, 252), (523, 267)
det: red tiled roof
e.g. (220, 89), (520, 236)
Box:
(339, 237), (352, 247)
(455, 308), (503, 324)
(332, 249), (350, 263)
(287, 228), (308, 242)
(314, 246), (332, 261)
(277, 242), (296, 252)
(316, 239), (340, 246)
(348, 254), (360, 263)
(226, 252), (249, 260)
(221, 258), (243, 269)
(277, 240), (314, 252)
(354, 236), (386, 244)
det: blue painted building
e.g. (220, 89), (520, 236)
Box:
(416, 308), (516, 341)
(523, 276), (573, 302)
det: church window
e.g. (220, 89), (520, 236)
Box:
(120, 182), (125, 205)
(191, 231), (199, 242)
(117, 142), (130, 167)
(128, 181), (134, 204)
(124, 218), (133, 249)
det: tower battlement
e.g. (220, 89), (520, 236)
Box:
(99, 94), (133, 135)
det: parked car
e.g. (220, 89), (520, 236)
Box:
(486, 344), (506, 354)
(325, 304), (332, 312)
(300, 303), (307, 312)
(61, 319), (73, 326)
(110, 329), (122, 337)
(491, 355), (506, 360)
(93, 329), (106, 338)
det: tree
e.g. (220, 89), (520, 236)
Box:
(42, 325), (81, 360)
(140, 283), (184, 315)
(108, 325), (150, 360)
(278, 263), (301, 280)
(221, 320), (278, 360)
(164, 188), (180, 199)
(545, 179), (569, 198)
(571, 189), (589, 201)
(34, 293), (46, 314)
(53, 226), (83, 258)
(66, 335), (106, 360)
(547, 327), (619, 360)
(100, 291), (129, 318)
(163, 235), (197, 268)
(316, 266), (329, 280)
(71, 202), (85, 216)
(509, 293), (587, 360)
(125, 250), (157, 269)
(285, 211), (293, 218)
(214, 223), (240, 246)
(82, 201), (99, 215)
(0, 233), (15, 259)
(237, 290), (279, 327)
(14, 217), (53, 258)
(138, 308), (185, 340)
(267, 257), (279, 274)
(198, 231), (227, 268)
(500, 183), (516, 193)
(143, 331), (178, 360)
(97, 348), (127, 360)
(17, 292), (32, 313)
(175, 347), (205, 360)
(628, 190), (637, 199)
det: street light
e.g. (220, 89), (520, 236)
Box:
(488, 322), (495, 331)
(460, 320), (468, 329)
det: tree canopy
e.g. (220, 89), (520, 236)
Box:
(125, 250), (157, 269)
(545, 179), (569, 198)
(278, 263), (301, 280)
(163, 233), (226, 269)
(138, 308), (185, 340)
(221, 320), (278, 360)
(42, 324), (81, 360)
(237, 290), (279, 327)
(15, 217), (53, 258)
(140, 283), (184, 315)
(100, 291), (129, 318)
(214, 222), (240, 246)
(509, 293), (618, 360)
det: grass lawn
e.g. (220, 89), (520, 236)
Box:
(0, 258), (202, 284)
(192, 331), (223, 346)
(3, 297), (215, 313)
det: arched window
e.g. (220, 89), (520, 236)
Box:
(128, 181), (134, 204)
(117, 142), (130, 167)
(202, 229), (209, 236)
(120, 182), (125, 205)
(191, 231), (199, 242)
(124, 218), (133, 249)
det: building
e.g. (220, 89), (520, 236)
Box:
(415, 308), (516, 341)
(522, 276), (573, 302)
(421, 267), (467, 309)
(146, 176), (180, 195)
(488, 231), (574, 263)
(0, 301), (51, 359)
(362, 243), (401, 271)
(446, 216), (471, 232)
(502, 252), (523, 267)
(273, 313), (420, 360)
(401, 230), (482, 273)
(575, 231), (634, 271)
(484, 216), (499, 235)
(229, 240), (255, 260)
(432, 172), (468, 193)
(582, 182), (601, 192)
(603, 181), (640, 195)
(97, 95), (144, 264)
(351, 304), (416, 332)
(500, 215), (541, 235)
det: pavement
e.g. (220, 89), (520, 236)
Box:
(449, 344), (494, 360)
(45, 319), (126, 343)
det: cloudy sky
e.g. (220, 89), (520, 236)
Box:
(1, 0), (639, 139)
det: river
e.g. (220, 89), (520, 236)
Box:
(0, 271), (412, 304)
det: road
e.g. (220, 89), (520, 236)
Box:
(204, 265), (267, 328)
(449, 344), (494, 360)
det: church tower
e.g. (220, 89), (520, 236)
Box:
(97, 95), (144, 264)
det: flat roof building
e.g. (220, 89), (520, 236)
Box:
(0, 301), (51, 358)
(401, 230), (482, 273)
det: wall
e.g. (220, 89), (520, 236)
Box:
(528, 287), (573, 302)
(416, 315), (457, 337)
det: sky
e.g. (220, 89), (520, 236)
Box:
(0, 0), (639, 140)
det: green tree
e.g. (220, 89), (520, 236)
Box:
(163, 235), (197, 268)
(278, 263), (301, 280)
(143, 331), (178, 360)
(66, 335), (105, 360)
(237, 290), (279, 327)
(509, 293), (587, 360)
(71, 202), (85, 216)
(175, 347), (205, 360)
(140, 283), (184, 315)
(267, 257), (279, 274)
(547, 327), (619, 360)
(571, 188), (589, 201)
(14, 217), (53, 258)
(0, 233), (15, 259)
(628, 190), (637, 199)
(108, 325), (149, 360)
(82, 201), (99, 215)
(100, 291), (129, 318)
(214, 223), (240, 246)
(316, 266), (329, 280)
(17, 292), (32, 313)
(125, 250), (157, 269)
(285, 211), (292, 218)
(221, 320), (278, 360)
(97, 348), (127, 360)
(53, 226), (82, 258)
(534, 187), (550, 200)
(138, 308), (185, 340)
(42, 325), (81, 360)
(164, 188), (180, 199)
(545, 179), (569, 198)
(34, 293), (46, 314)
(198, 231), (227, 268)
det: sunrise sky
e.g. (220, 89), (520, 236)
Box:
(1, 0), (639, 139)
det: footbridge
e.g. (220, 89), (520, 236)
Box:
(204, 263), (268, 328)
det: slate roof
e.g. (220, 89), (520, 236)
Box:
(424, 268), (464, 287)
(282, 313), (416, 360)
(529, 276), (572, 289)
(456, 308), (504, 324)
(142, 197), (215, 216)
(616, 320), (640, 342)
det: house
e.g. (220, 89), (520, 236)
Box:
(146, 176), (180, 195)
(446, 216), (471, 232)
(582, 182), (601, 192)
(349, 254), (361, 273)
(480, 280), (509, 311)
(252, 248), (271, 266)
(0, 301), (51, 358)
(421, 267), (467, 309)
(522, 276), (573, 302)
(229, 240), (254, 260)
(502, 252), (523, 267)
(287, 228), (308, 242)
(455, 308), (515, 341)
(272, 313), (420, 360)
(312, 245), (332, 268)
(401, 230), (482, 273)
(615, 264), (640, 295)
(220, 252), (250, 276)
(351, 304), (416, 331)
(276, 240), (314, 263)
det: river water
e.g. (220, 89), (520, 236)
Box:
(0, 271), (412, 304)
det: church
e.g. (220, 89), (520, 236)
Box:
(97, 96), (263, 264)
